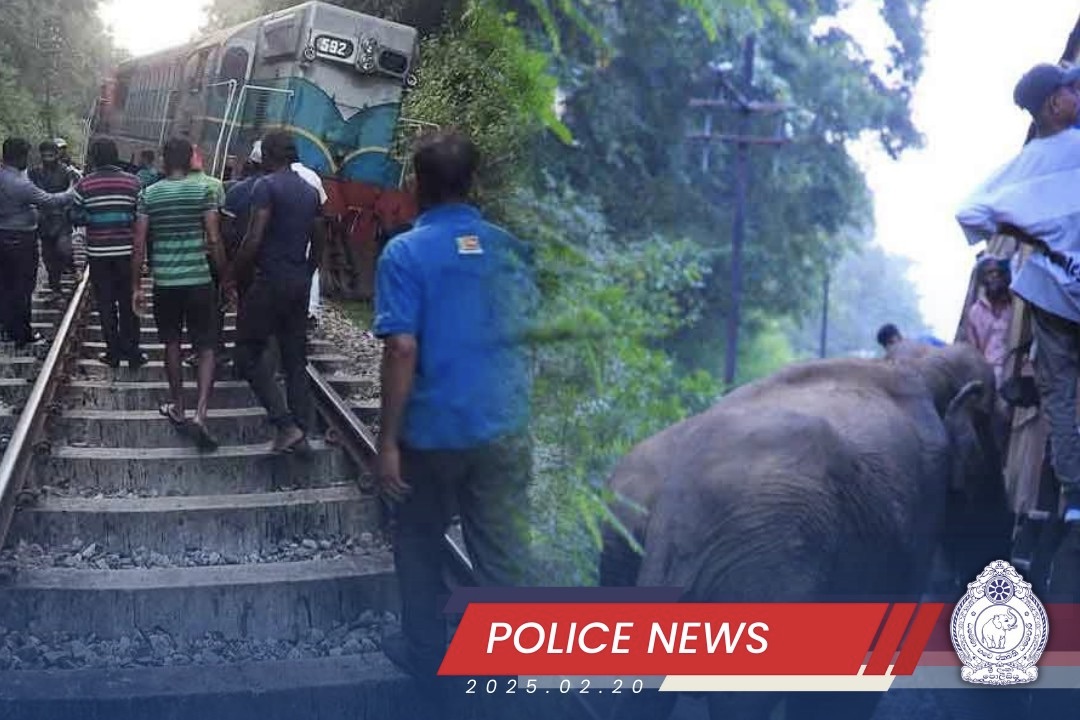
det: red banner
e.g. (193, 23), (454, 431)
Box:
(438, 603), (945, 677)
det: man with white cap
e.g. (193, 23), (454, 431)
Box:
(221, 142), (266, 296)
(957, 61), (1080, 601)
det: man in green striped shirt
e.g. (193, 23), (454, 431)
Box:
(132, 137), (233, 450)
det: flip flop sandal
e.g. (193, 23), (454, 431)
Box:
(159, 403), (186, 430)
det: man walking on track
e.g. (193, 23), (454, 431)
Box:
(232, 131), (325, 455)
(0, 137), (75, 347)
(132, 137), (232, 450)
(73, 138), (147, 369)
(373, 130), (538, 681)
(29, 140), (79, 300)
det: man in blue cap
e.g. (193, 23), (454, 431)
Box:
(957, 61), (1080, 601)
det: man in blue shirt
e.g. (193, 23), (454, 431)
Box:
(373, 130), (537, 681)
(232, 131), (325, 454)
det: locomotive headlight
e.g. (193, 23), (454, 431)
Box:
(357, 36), (379, 72)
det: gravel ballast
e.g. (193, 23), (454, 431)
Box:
(0, 532), (389, 571)
(0, 609), (398, 671)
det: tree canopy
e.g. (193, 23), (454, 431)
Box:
(0, 0), (113, 152)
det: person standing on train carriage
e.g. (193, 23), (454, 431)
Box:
(29, 140), (80, 300)
(964, 255), (1015, 388)
(957, 62), (1080, 602)
(132, 137), (232, 451)
(284, 145), (329, 330)
(373, 130), (538, 682)
(72, 138), (147, 370)
(232, 131), (325, 455)
(0, 137), (76, 348)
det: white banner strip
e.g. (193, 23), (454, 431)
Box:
(660, 672), (897, 693)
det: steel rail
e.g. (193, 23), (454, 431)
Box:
(0, 271), (92, 548)
(305, 363), (474, 578)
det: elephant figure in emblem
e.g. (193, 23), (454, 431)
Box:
(596, 343), (1012, 720)
(980, 609), (1019, 650)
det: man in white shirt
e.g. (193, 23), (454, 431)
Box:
(956, 62), (1080, 601)
(284, 148), (329, 327)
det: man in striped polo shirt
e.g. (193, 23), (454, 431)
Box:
(132, 137), (233, 450)
(73, 139), (147, 369)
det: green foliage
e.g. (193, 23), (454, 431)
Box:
(504, 183), (721, 581)
(401, 1), (570, 208)
(0, 0), (112, 154)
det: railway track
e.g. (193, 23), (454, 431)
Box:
(0, 274), (965, 720)
(0, 269), (482, 719)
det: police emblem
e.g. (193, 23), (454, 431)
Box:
(950, 560), (1049, 685)
(456, 235), (483, 255)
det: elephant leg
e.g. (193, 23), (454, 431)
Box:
(783, 691), (883, 720)
(705, 691), (781, 720)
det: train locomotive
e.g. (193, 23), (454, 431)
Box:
(88, 0), (423, 299)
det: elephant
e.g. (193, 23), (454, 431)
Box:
(980, 609), (1019, 650)
(596, 342), (1013, 720)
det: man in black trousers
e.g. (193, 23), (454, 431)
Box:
(0, 138), (75, 347)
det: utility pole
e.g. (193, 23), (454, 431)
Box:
(689, 35), (788, 388)
(819, 270), (830, 359)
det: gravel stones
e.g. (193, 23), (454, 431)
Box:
(0, 532), (390, 571)
(0, 612), (398, 672)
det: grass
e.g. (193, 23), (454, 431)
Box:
(336, 299), (374, 331)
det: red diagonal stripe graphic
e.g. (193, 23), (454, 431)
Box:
(892, 603), (945, 676)
(864, 603), (916, 675)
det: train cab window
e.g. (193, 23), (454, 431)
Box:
(115, 73), (131, 110)
(184, 52), (202, 91)
(378, 50), (409, 77)
(261, 14), (300, 61)
(220, 47), (249, 86)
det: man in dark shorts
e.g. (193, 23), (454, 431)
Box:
(233, 131), (325, 454)
(132, 137), (233, 450)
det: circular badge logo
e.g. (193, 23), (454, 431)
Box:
(950, 560), (1048, 685)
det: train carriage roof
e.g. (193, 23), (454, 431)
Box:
(114, 1), (414, 72)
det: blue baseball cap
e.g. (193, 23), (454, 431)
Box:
(1014, 63), (1080, 115)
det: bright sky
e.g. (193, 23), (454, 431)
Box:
(99, 0), (208, 57)
(844, 0), (1080, 338)
(98, 0), (1080, 339)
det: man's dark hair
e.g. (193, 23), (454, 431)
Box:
(162, 137), (193, 174)
(140, 149), (155, 164)
(89, 139), (119, 169)
(876, 323), (902, 348)
(260, 130), (296, 169)
(39, 140), (58, 156)
(412, 129), (479, 207)
(3, 138), (30, 166)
